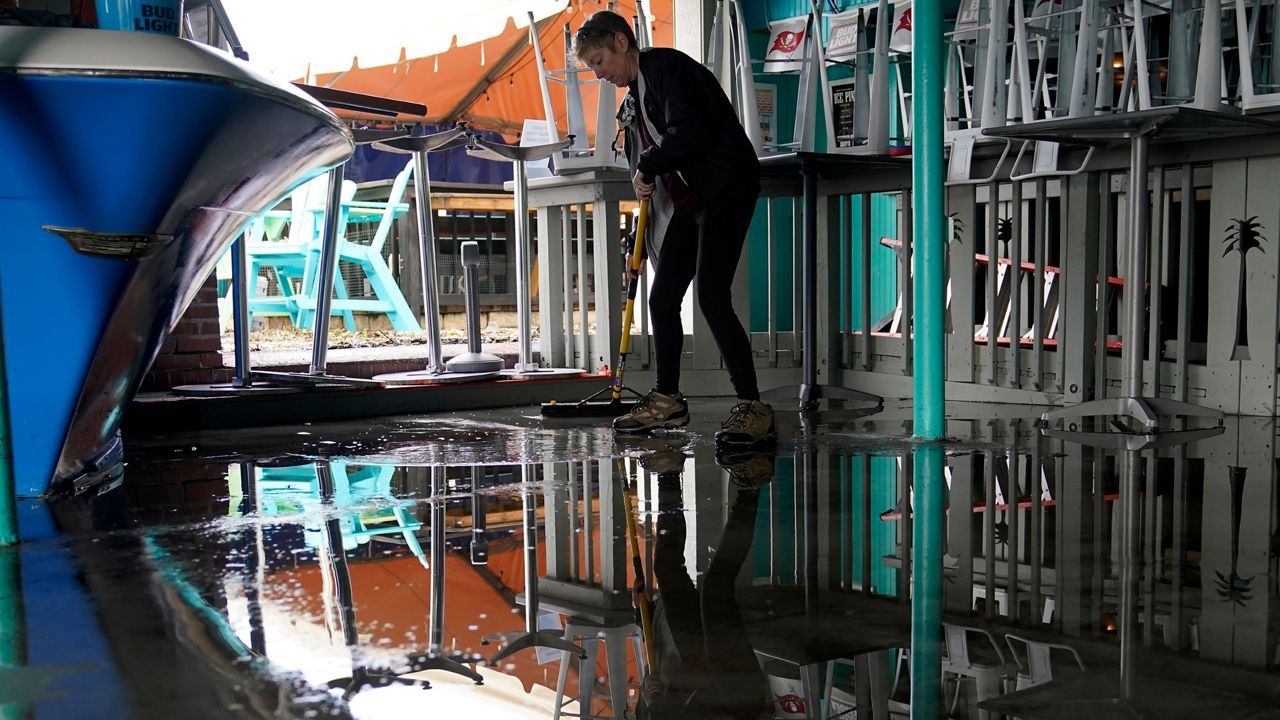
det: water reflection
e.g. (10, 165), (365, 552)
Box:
(100, 414), (1280, 717)
(645, 447), (768, 718)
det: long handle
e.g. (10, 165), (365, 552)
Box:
(620, 471), (657, 673)
(610, 198), (649, 400)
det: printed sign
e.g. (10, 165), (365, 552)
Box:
(830, 79), (856, 148)
(756, 83), (777, 147)
(826, 8), (862, 62)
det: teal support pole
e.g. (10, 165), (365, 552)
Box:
(0, 541), (25, 720)
(911, 0), (946, 716)
(0, 545), (23, 667)
(910, 444), (945, 718)
(912, 0), (947, 440)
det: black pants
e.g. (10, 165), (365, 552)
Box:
(645, 475), (765, 720)
(649, 192), (760, 400)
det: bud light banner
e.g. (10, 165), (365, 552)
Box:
(763, 16), (808, 73)
(825, 8), (863, 62)
(95, 0), (183, 36)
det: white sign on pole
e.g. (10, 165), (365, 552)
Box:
(520, 118), (554, 179)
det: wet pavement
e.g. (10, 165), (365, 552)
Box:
(4, 399), (1280, 718)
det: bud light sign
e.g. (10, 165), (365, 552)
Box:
(95, 0), (184, 36)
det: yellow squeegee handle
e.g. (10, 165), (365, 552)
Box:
(610, 198), (649, 400)
(621, 473), (658, 673)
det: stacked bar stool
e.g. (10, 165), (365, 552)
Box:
(466, 135), (584, 378)
(373, 125), (499, 385)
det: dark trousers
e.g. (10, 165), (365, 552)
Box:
(649, 192), (760, 400)
(647, 476), (765, 719)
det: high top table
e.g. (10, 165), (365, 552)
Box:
(757, 151), (909, 411)
(985, 106), (1280, 429)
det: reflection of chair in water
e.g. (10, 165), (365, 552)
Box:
(1003, 634), (1084, 691)
(941, 623), (1012, 720)
(255, 461), (423, 563)
(555, 617), (646, 720)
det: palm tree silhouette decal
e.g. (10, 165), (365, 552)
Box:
(1222, 217), (1266, 361)
(1215, 466), (1254, 607)
(996, 216), (1014, 256)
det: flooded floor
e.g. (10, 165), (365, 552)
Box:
(4, 399), (1280, 718)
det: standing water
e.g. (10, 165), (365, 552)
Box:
(3, 401), (1279, 718)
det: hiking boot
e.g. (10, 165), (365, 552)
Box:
(715, 448), (777, 489)
(613, 390), (690, 433)
(612, 433), (689, 456)
(715, 399), (777, 446)
(639, 449), (688, 475)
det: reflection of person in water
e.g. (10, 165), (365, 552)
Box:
(638, 451), (774, 719)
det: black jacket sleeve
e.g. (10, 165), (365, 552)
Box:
(635, 50), (714, 178)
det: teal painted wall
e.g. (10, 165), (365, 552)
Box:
(754, 454), (899, 594)
(741, 0), (900, 333)
(755, 456), (796, 580)
(842, 455), (900, 593)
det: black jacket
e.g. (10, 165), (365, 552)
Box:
(621, 47), (760, 208)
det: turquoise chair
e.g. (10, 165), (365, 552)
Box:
(294, 158), (420, 332)
(218, 175), (358, 331)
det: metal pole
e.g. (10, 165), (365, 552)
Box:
(861, 192), (873, 371)
(513, 161), (537, 371)
(235, 461), (267, 656)
(412, 150), (446, 374)
(230, 229), (253, 387)
(800, 161), (818, 408)
(767, 199), (778, 366)
(0, 538), (24, 720)
(561, 212), (573, 365)
(576, 205), (589, 369)
(913, 0), (946, 440)
(521, 464), (539, 633)
(471, 466), (488, 565)
(1123, 135), (1149, 398)
(910, 0), (945, 714)
(430, 467), (446, 650)
(463, 243), (484, 356)
(910, 443), (945, 718)
(1119, 449), (1140, 701)
(310, 165), (347, 375)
